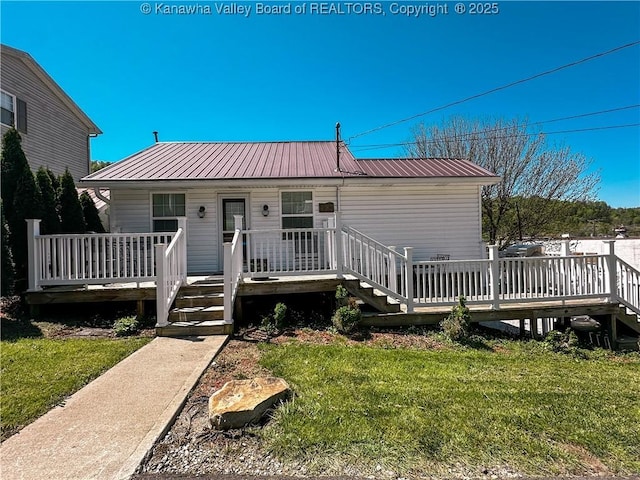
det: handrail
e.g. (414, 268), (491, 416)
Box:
(616, 257), (640, 316)
(155, 221), (187, 327)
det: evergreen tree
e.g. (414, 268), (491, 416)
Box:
(1, 128), (30, 228)
(58, 168), (86, 234)
(47, 168), (60, 193)
(1, 201), (15, 296)
(11, 162), (43, 291)
(79, 191), (105, 233)
(36, 166), (61, 235)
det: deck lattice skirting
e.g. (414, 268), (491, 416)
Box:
(26, 215), (640, 329)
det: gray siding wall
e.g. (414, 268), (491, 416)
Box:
(0, 54), (91, 180)
(110, 184), (484, 274)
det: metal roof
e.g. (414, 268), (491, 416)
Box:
(82, 141), (499, 183)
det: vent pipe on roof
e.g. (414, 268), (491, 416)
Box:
(153, 131), (159, 143)
(335, 122), (341, 172)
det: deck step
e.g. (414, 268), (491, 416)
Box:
(156, 319), (231, 337)
(179, 284), (224, 296)
(175, 293), (224, 308)
(344, 279), (401, 313)
(169, 305), (224, 322)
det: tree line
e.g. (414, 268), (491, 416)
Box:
(1, 128), (105, 295)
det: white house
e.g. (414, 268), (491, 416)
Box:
(79, 139), (500, 275)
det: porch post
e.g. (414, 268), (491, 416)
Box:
(560, 240), (571, 257)
(488, 245), (500, 310)
(603, 240), (617, 302)
(388, 246), (398, 294)
(223, 242), (232, 322)
(234, 215), (243, 232)
(334, 212), (343, 279)
(26, 219), (41, 292)
(155, 243), (168, 327)
(177, 217), (187, 283)
(404, 247), (414, 313)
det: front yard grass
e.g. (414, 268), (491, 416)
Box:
(1, 337), (150, 440)
(259, 341), (640, 477)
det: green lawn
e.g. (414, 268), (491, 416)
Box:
(1, 337), (150, 440)
(259, 341), (640, 476)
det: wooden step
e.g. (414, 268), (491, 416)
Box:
(616, 306), (640, 335)
(175, 293), (224, 308)
(180, 284), (224, 296)
(344, 280), (401, 313)
(156, 319), (231, 337)
(169, 305), (224, 322)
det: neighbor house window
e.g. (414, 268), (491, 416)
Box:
(281, 191), (313, 229)
(1, 91), (15, 127)
(152, 193), (185, 232)
(1, 90), (27, 133)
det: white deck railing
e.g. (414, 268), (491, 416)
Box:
(617, 257), (640, 315)
(224, 216), (244, 324)
(243, 227), (338, 277)
(155, 219), (187, 327)
(414, 259), (493, 305)
(29, 221), (173, 287)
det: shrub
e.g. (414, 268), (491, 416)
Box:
(542, 329), (585, 357)
(1, 201), (14, 295)
(58, 168), (86, 234)
(80, 191), (105, 233)
(440, 296), (471, 342)
(113, 316), (140, 337)
(332, 294), (361, 334)
(335, 284), (349, 307)
(35, 167), (61, 235)
(261, 302), (288, 335)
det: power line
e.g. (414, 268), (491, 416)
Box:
(350, 123), (640, 153)
(347, 41), (640, 142)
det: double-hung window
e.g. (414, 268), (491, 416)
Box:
(281, 191), (313, 229)
(1, 90), (27, 133)
(152, 193), (185, 232)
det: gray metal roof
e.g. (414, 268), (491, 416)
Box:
(82, 141), (499, 183)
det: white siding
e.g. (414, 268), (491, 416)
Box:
(340, 185), (483, 260)
(109, 183), (484, 274)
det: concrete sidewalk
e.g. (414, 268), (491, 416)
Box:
(1, 335), (228, 480)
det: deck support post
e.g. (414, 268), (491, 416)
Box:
(26, 219), (42, 292)
(155, 243), (169, 327)
(610, 314), (618, 350)
(603, 240), (617, 303)
(404, 247), (414, 313)
(334, 212), (343, 279)
(137, 299), (145, 317)
(488, 245), (499, 310)
(519, 318), (526, 337)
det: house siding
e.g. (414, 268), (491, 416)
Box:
(109, 183), (484, 274)
(0, 52), (91, 180)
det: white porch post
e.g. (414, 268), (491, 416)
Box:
(334, 212), (343, 279)
(26, 219), (41, 292)
(603, 240), (617, 302)
(488, 245), (500, 310)
(223, 242), (232, 322)
(177, 217), (187, 282)
(404, 246), (414, 313)
(560, 239), (571, 257)
(388, 246), (398, 294)
(234, 215), (243, 231)
(155, 243), (168, 327)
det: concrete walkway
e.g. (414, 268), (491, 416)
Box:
(1, 335), (228, 480)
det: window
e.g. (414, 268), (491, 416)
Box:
(1, 90), (27, 133)
(1, 91), (15, 127)
(281, 191), (313, 229)
(152, 193), (185, 232)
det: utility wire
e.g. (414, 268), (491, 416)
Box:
(347, 41), (640, 142)
(351, 123), (640, 153)
(349, 104), (640, 152)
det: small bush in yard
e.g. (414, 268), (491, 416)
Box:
(543, 329), (586, 358)
(335, 284), (349, 307)
(332, 295), (361, 334)
(261, 302), (288, 335)
(113, 316), (140, 337)
(440, 296), (471, 342)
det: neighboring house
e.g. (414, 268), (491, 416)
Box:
(0, 44), (102, 180)
(80, 140), (500, 274)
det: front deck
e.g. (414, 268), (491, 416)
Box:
(24, 215), (640, 347)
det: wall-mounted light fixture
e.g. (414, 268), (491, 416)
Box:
(262, 204), (269, 217)
(197, 206), (206, 218)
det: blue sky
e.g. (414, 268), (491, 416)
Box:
(2, 1), (639, 207)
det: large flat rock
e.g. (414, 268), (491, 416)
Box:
(209, 377), (290, 430)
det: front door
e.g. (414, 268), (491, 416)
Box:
(221, 198), (246, 243)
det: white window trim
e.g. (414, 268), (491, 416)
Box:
(0, 90), (16, 128)
(280, 190), (314, 229)
(149, 191), (187, 232)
